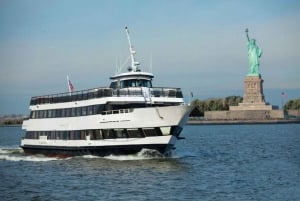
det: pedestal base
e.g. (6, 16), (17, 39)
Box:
(230, 103), (273, 111)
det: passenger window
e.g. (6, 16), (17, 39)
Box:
(76, 107), (82, 116)
(66, 108), (71, 117)
(90, 130), (101, 140)
(143, 128), (158, 137)
(87, 106), (93, 115)
(71, 108), (75, 117)
(115, 129), (127, 138)
(38, 110), (43, 118)
(47, 110), (52, 118)
(30, 111), (35, 119)
(82, 107), (87, 116)
(61, 109), (66, 117)
(127, 129), (143, 138)
(102, 129), (116, 139)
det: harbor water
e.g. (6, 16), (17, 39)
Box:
(0, 124), (300, 201)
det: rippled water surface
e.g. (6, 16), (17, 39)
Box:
(1, 124), (300, 201)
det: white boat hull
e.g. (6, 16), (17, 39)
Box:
(22, 105), (191, 131)
(21, 105), (193, 156)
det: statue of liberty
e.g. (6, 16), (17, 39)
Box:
(245, 28), (263, 75)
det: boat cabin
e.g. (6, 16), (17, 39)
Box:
(109, 72), (154, 89)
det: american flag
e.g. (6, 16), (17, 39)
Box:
(281, 92), (286, 98)
(67, 76), (74, 93)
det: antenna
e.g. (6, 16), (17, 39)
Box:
(149, 53), (153, 73)
(115, 56), (118, 74)
(125, 26), (140, 72)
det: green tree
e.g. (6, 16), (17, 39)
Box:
(191, 96), (243, 116)
(284, 98), (300, 110)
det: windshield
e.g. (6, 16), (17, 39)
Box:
(121, 79), (152, 88)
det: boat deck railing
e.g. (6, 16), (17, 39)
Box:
(29, 87), (183, 105)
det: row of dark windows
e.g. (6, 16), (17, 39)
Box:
(30, 87), (183, 106)
(31, 104), (104, 119)
(29, 103), (180, 119)
(25, 127), (165, 140)
(29, 104), (146, 119)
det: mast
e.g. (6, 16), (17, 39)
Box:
(125, 26), (140, 72)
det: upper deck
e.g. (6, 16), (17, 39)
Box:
(29, 87), (183, 106)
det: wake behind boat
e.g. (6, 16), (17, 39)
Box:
(21, 27), (193, 157)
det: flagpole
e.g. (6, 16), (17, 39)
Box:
(281, 92), (286, 110)
(67, 75), (72, 96)
(188, 91), (193, 105)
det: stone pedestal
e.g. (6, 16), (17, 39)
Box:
(230, 74), (273, 111)
(243, 75), (265, 104)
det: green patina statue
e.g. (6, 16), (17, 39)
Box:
(245, 28), (263, 75)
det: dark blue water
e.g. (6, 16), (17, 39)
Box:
(1, 124), (300, 201)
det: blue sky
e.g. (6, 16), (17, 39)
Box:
(0, 0), (299, 114)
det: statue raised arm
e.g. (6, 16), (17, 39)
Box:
(245, 28), (263, 76)
(245, 28), (250, 42)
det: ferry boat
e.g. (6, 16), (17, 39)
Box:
(21, 27), (193, 157)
